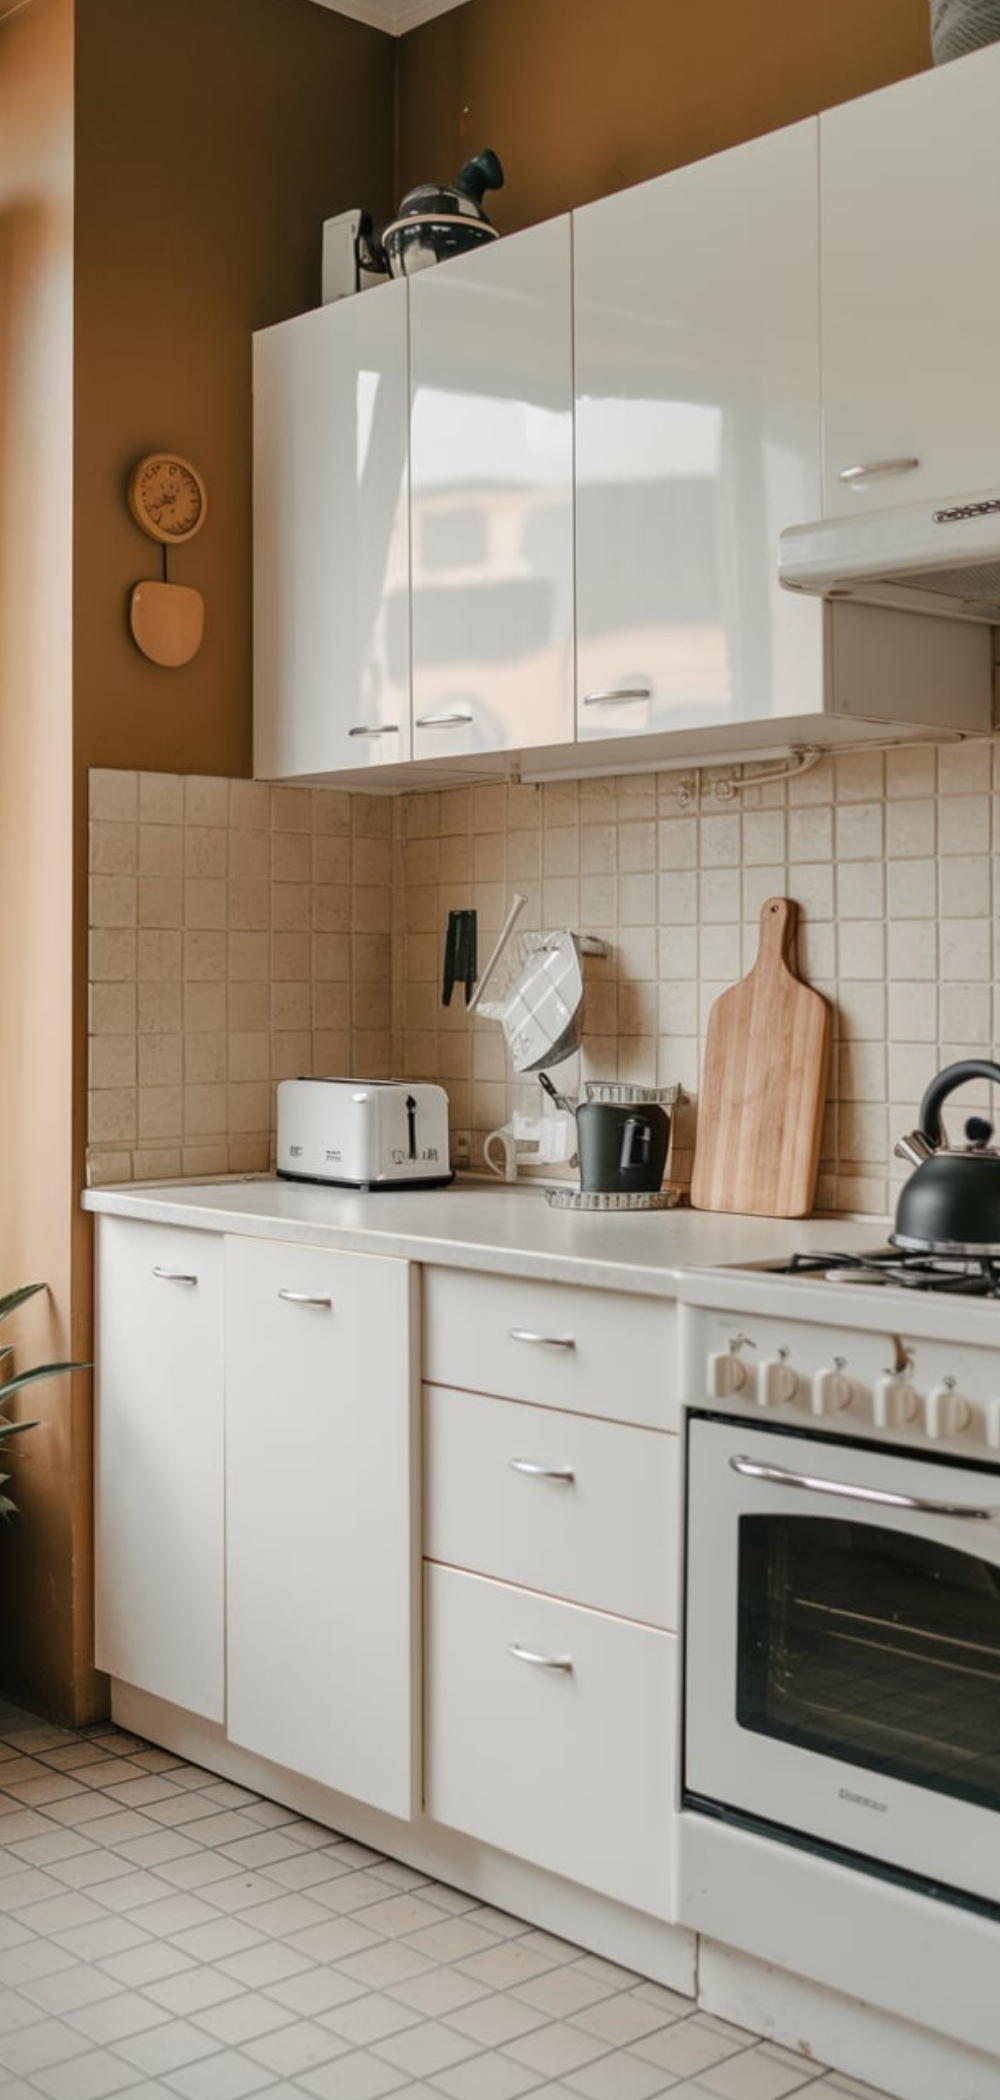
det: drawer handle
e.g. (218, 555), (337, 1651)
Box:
(837, 457), (919, 485)
(508, 1328), (576, 1350)
(277, 1290), (333, 1309)
(152, 1267), (198, 1285)
(507, 1643), (573, 1673)
(508, 1458), (575, 1484)
(582, 685), (651, 706)
(348, 723), (399, 738)
(414, 710), (473, 729)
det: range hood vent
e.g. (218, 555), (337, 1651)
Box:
(779, 491), (1000, 624)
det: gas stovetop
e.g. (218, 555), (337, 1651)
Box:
(767, 1248), (1000, 1297)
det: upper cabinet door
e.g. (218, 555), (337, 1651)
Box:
(253, 282), (410, 778)
(409, 219), (574, 760)
(821, 44), (1000, 518)
(574, 122), (822, 744)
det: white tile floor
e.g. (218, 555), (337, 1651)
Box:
(0, 1702), (894, 2100)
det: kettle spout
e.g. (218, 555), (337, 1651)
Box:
(894, 1130), (935, 1169)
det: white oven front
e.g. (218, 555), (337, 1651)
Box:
(685, 1413), (1000, 1911)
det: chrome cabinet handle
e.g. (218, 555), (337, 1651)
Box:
(582, 685), (652, 705)
(507, 1643), (573, 1672)
(837, 457), (919, 485)
(348, 723), (399, 738)
(508, 1328), (576, 1350)
(414, 710), (473, 728)
(730, 1455), (995, 1520)
(152, 1267), (198, 1285)
(508, 1457), (575, 1483)
(277, 1290), (333, 1309)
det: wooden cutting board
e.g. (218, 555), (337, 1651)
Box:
(690, 896), (831, 1218)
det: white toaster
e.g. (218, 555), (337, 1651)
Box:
(276, 1078), (452, 1189)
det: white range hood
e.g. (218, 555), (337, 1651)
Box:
(779, 487), (1000, 623)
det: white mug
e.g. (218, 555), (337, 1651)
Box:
(484, 1127), (525, 1181)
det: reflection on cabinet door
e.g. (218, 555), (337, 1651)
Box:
(254, 282), (410, 778)
(95, 1219), (225, 1723)
(821, 44), (1000, 517)
(409, 219), (574, 760)
(575, 120), (821, 744)
(225, 1238), (418, 1820)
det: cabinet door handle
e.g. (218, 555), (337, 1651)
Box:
(837, 457), (919, 485)
(507, 1642), (573, 1672)
(508, 1328), (576, 1350)
(582, 685), (651, 705)
(508, 1457), (575, 1484)
(348, 723), (399, 738)
(277, 1290), (333, 1309)
(414, 710), (473, 728)
(152, 1267), (198, 1285)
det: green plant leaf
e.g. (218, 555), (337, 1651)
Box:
(0, 1418), (37, 1444)
(0, 1284), (46, 1326)
(0, 1361), (88, 1401)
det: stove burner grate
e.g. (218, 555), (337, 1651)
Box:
(785, 1250), (1000, 1296)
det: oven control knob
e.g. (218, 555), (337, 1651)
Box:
(707, 1350), (748, 1397)
(811, 1363), (856, 1416)
(873, 1375), (919, 1430)
(925, 1382), (972, 1440)
(758, 1356), (799, 1407)
(985, 1401), (1000, 1451)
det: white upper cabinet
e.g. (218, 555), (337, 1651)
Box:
(574, 121), (822, 745)
(408, 218), (574, 760)
(821, 43), (1000, 518)
(254, 281), (410, 777)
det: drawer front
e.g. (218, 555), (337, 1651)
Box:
(425, 1563), (675, 1916)
(424, 1384), (677, 1627)
(422, 1268), (676, 1429)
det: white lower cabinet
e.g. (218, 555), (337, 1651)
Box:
(94, 1217), (225, 1722)
(425, 1564), (676, 1916)
(422, 1268), (679, 1918)
(225, 1236), (418, 1820)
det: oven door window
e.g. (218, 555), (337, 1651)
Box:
(738, 1513), (1000, 1811)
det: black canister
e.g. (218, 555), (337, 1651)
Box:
(576, 1102), (670, 1195)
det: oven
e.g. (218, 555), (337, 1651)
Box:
(679, 1261), (1000, 1917)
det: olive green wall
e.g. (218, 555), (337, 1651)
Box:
(394, 0), (931, 231)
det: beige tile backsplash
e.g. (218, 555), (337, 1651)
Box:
(88, 738), (1000, 1218)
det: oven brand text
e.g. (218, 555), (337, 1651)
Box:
(838, 1787), (888, 1814)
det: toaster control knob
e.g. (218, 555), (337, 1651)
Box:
(708, 1350), (748, 1398)
(758, 1356), (799, 1407)
(873, 1375), (919, 1430)
(926, 1380), (972, 1441)
(811, 1360), (856, 1416)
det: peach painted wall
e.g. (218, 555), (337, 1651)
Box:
(0, 0), (83, 1716)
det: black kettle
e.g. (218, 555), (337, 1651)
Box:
(576, 1101), (670, 1196)
(892, 1058), (1000, 1254)
(380, 149), (505, 279)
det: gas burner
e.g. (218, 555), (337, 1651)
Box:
(784, 1249), (1000, 1296)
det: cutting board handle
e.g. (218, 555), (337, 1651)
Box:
(755, 895), (797, 972)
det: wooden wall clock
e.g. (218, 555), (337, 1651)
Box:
(127, 452), (207, 666)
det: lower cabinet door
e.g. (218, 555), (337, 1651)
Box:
(424, 1563), (676, 1916)
(94, 1217), (224, 1721)
(225, 1237), (417, 1820)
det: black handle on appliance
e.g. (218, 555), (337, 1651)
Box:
(455, 148), (505, 207)
(918, 1059), (1000, 1148)
(619, 1115), (651, 1172)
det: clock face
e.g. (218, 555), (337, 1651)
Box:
(128, 454), (207, 544)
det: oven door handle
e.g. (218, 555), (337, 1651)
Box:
(729, 1455), (997, 1521)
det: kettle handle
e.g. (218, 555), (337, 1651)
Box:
(918, 1058), (1000, 1148)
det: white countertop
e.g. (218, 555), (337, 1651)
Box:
(82, 1175), (888, 1297)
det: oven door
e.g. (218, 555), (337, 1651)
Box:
(685, 1414), (1000, 1908)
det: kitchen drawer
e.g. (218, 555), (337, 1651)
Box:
(422, 1268), (676, 1429)
(424, 1384), (677, 1627)
(424, 1562), (675, 1916)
